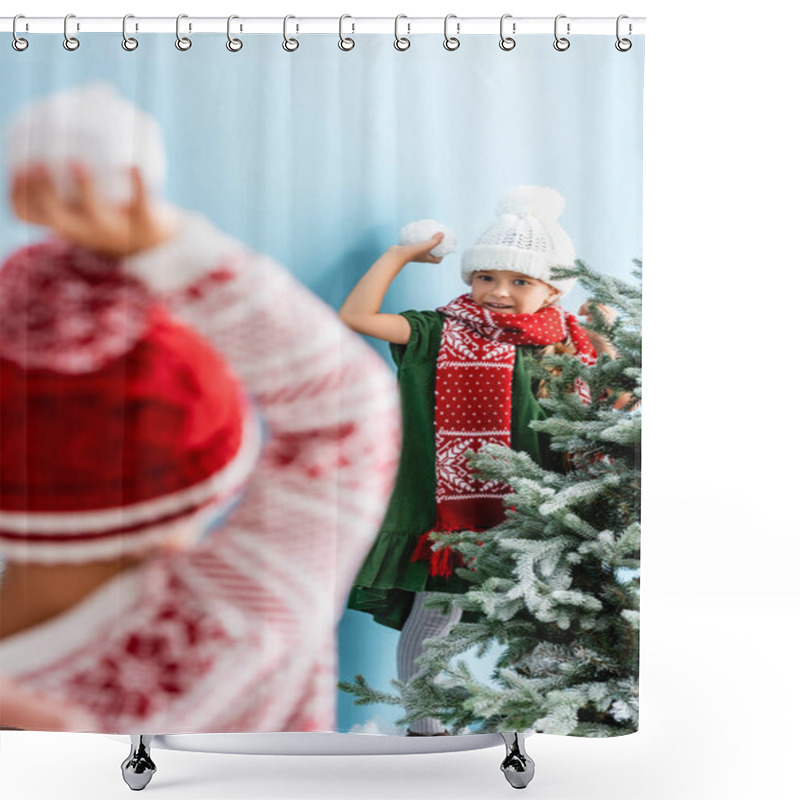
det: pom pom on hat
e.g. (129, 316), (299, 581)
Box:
(0, 240), (260, 564)
(460, 185), (577, 296)
(496, 185), (566, 221)
(399, 219), (457, 258)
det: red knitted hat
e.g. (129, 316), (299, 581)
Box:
(0, 238), (261, 564)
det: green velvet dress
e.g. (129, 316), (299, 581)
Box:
(346, 310), (558, 630)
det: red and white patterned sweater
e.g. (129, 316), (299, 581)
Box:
(0, 209), (400, 734)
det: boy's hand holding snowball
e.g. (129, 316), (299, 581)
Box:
(11, 161), (177, 258)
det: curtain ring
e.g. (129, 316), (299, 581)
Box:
(63, 13), (80, 51)
(615, 15), (632, 51)
(443, 14), (460, 51)
(499, 14), (515, 51)
(283, 15), (299, 51)
(227, 15), (243, 51)
(394, 15), (410, 51)
(176, 14), (192, 50)
(12, 15), (28, 51)
(338, 14), (355, 51)
(553, 14), (570, 51)
(122, 14), (138, 51)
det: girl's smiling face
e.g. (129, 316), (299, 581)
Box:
(470, 270), (560, 314)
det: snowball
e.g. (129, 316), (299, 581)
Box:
(398, 219), (457, 258)
(5, 82), (166, 206)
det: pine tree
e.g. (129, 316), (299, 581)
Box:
(340, 261), (641, 737)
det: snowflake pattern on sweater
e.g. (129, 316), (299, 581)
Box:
(0, 210), (400, 734)
(434, 318), (515, 504)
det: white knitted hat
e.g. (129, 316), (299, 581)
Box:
(460, 186), (576, 295)
(4, 82), (166, 206)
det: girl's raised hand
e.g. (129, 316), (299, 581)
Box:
(578, 302), (619, 358)
(577, 302), (636, 409)
(392, 232), (445, 264)
(10, 162), (177, 258)
(578, 302), (617, 327)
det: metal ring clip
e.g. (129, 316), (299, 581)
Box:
(339, 15), (355, 51)
(227, 15), (243, 51)
(176, 14), (192, 50)
(283, 15), (299, 51)
(122, 14), (138, 51)
(12, 15), (28, 51)
(63, 13), (80, 51)
(499, 14), (515, 51)
(553, 14), (570, 51)
(615, 15), (632, 51)
(394, 15), (410, 51)
(443, 14), (460, 51)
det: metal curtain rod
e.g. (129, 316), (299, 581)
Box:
(1, 16), (646, 36)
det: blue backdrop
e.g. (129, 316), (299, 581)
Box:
(0, 31), (643, 733)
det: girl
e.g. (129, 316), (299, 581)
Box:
(340, 186), (614, 736)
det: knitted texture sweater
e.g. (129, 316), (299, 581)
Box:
(0, 210), (400, 734)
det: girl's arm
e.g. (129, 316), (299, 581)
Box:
(578, 302), (618, 358)
(339, 233), (445, 345)
(578, 303), (636, 411)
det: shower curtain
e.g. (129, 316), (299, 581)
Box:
(0, 25), (643, 740)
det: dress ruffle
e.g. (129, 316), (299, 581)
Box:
(346, 529), (474, 630)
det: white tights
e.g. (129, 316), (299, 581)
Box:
(396, 591), (463, 734)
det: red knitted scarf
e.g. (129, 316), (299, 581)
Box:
(411, 293), (596, 578)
